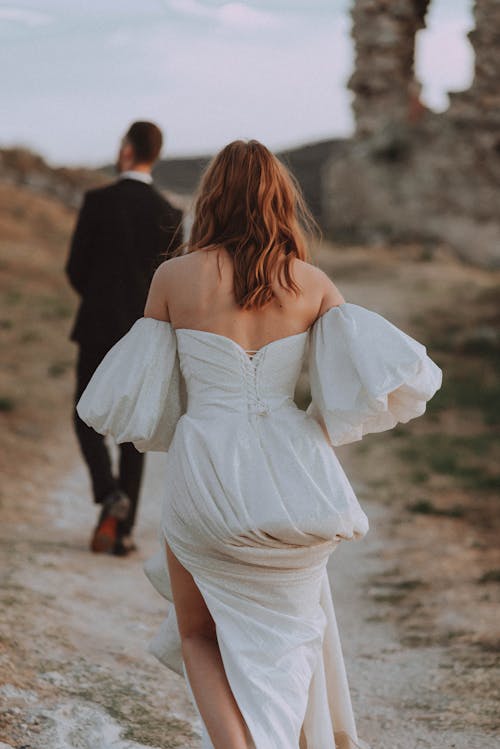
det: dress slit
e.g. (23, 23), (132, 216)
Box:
(181, 556), (331, 749)
(163, 536), (259, 748)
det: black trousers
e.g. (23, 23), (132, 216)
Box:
(74, 346), (145, 534)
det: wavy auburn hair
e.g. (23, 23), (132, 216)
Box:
(185, 139), (318, 309)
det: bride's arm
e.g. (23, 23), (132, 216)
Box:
(144, 260), (172, 321)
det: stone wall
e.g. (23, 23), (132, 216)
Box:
(323, 0), (500, 267)
(349, 0), (430, 136)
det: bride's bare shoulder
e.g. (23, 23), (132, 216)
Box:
(144, 254), (200, 319)
(151, 252), (201, 287)
(159, 249), (217, 276)
(291, 258), (344, 314)
(155, 251), (194, 272)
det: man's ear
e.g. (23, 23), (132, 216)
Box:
(122, 141), (135, 168)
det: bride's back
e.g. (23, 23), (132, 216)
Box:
(162, 248), (333, 352)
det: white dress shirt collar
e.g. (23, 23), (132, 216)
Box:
(119, 170), (153, 185)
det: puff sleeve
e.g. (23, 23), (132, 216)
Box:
(307, 303), (442, 446)
(76, 317), (185, 452)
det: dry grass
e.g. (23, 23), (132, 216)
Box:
(0, 183), (79, 514)
(319, 241), (500, 664)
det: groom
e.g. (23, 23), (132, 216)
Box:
(66, 121), (183, 557)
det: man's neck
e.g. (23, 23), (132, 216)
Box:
(119, 169), (153, 185)
(124, 163), (152, 175)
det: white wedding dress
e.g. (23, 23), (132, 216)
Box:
(77, 303), (442, 749)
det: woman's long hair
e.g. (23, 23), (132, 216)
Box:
(184, 139), (319, 309)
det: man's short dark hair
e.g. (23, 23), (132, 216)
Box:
(126, 121), (163, 163)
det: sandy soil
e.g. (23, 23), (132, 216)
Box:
(0, 449), (198, 749)
(1, 242), (499, 748)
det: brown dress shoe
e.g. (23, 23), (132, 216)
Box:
(90, 490), (131, 554)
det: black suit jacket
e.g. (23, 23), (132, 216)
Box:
(66, 178), (183, 351)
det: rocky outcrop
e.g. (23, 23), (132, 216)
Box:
(323, 0), (500, 267)
(0, 148), (106, 208)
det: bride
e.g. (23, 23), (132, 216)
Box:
(77, 139), (442, 749)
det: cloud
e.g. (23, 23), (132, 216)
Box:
(217, 3), (278, 29)
(0, 6), (52, 27)
(107, 29), (133, 48)
(167, 0), (278, 29)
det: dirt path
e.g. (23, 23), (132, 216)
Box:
(332, 495), (497, 749)
(1, 246), (499, 748)
(1, 442), (496, 749)
(0, 451), (199, 749)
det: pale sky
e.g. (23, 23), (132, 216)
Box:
(0, 0), (474, 166)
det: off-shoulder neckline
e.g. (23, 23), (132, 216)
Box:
(175, 327), (309, 358)
(141, 303), (348, 356)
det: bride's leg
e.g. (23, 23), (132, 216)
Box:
(165, 542), (248, 749)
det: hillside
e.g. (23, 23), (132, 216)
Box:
(0, 152), (106, 510)
(0, 147), (107, 208)
(12, 136), (347, 225)
(113, 138), (347, 222)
